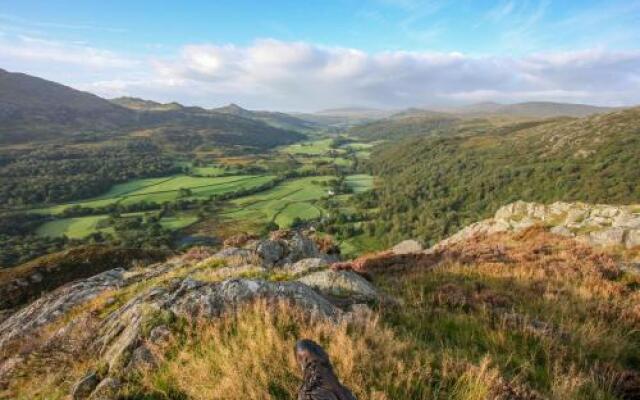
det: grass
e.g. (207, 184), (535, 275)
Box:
(280, 139), (336, 155)
(33, 175), (276, 215)
(221, 176), (333, 229)
(6, 227), (639, 399)
(372, 228), (640, 399)
(131, 300), (432, 400)
(35, 212), (198, 239)
(35, 215), (113, 239)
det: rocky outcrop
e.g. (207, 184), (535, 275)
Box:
(297, 270), (379, 302)
(0, 230), (372, 398)
(436, 201), (640, 251)
(391, 240), (423, 255)
(0, 247), (167, 311)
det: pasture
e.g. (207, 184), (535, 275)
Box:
(221, 176), (333, 229)
(36, 215), (114, 239)
(35, 174), (276, 215)
(280, 138), (335, 155)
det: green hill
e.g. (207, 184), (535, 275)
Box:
(361, 107), (640, 245)
(0, 70), (305, 148)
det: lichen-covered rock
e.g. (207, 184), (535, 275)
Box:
(256, 240), (285, 265)
(435, 201), (640, 251)
(297, 270), (379, 302)
(586, 228), (626, 247)
(0, 268), (128, 348)
(392, 240), (423, 255)
(286, 257), (328, 275)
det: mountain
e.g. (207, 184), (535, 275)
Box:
(212, 103), (318, 132)
(1, 206), (639, 398)
(455, 101), (616, 118)
(110, 97), (184, 112)
(0, 68), (135, 143)
(0, 70), (305, 148)
(359, 107), (640, 245)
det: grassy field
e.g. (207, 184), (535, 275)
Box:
(221, 176), (333, 229)
(36, 215), (114, 239)
(280, 138), (335, 155)
(36, 211), (200, 239)
(34, 174), (275, 215)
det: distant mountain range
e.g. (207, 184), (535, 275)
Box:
(0, 69), (304, 148)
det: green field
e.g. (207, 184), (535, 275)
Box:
(36, 215), (114, 239)
(280, 139), (335, 155)
(35, 174), (276, 215)
(221, 176), (334, 228)
(345, 174), (374, 193)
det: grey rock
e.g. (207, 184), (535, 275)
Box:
(627, 230), (640, 249)
(587, 228), (626, 247)
(127, 345), (157, 371)
(392, 240), (423, 255)
(148, 325), (172, 344)
(0, 268), (128, 347)
(72, 372), (100, 399)
(298, 270), (379, 302)
(550, 226), (574, 237)
(256, 240), (285, 265)
(287, 258), (328, 275)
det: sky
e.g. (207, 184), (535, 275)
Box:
(1, 0), (639, 111)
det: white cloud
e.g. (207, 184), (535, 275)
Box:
(0, 35), (136, 68)
(1, 35), (639, 110)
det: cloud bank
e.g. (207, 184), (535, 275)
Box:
(1, 34), (639, 111)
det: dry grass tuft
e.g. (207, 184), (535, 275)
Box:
(134, 300), (431, 400)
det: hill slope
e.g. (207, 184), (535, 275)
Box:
(1, 210), (639, 399)
(361, 107), (640, 245)
(213, 103), (318, 132)
(0, 69), (135, 143)
(0, 70), (305, 148)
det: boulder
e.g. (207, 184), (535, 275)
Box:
(550, 226), (574, 237)
(392, 240), (423, 255)
(587, 228), (626, 247)
(256, 240), (285, 265)
(287, 258), (328, 275)
(627, 230), (640, 249)
(298, 270), (379, 302)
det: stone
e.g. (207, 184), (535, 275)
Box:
(287, 258), (328, 275)
(148, 325), (172, 344)
(88, 377), (121, 400)
(626, 230), (640, 249)
(297, 270), (379, 302)
(72, 372), (100, 399)
(550, 226), (574, 237)
(588, 228), (626, 247)
(392, 240), (423, 255)
(127, 345), (157, 371)
(256, 240), (285, 265)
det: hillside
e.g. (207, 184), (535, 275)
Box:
(1, 204), (639, 399)
(0, 70), (305, 148)
(360, 107), (640, 245)
(0, 69), (135, 143)
(213, 103), (318, 132)
(455, 101), (616, 118)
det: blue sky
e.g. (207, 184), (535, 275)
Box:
(1, 1), (639, 110)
